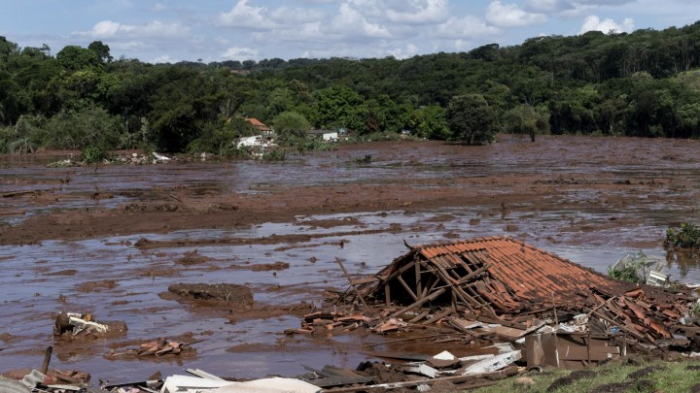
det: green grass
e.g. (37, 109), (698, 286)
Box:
(473, 358), (700, 393)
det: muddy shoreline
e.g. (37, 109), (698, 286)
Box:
(2, 135), (700, 382)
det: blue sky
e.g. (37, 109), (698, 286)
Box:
(1, 0), (699, 63)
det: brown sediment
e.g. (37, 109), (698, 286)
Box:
(1, 135), (700, 380)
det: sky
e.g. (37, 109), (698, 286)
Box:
(1, 0), (699, 64)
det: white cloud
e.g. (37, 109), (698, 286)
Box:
(328, 3), (391, 38)
(579, 15), (634, 34)
(388, 43), (420, 59)
(217, 0), (275, 30)
(222, 46), (259, 60)
(151, 54), (172, 63)
(525, 0), (570, 13)
(75, 20), (190, 38)
(269, 6), (324, 24)
(386, 0), (449, 24)
(434, 15), (501, 39)
(486, 1), (548, 27)
(151, 2), (167, 12)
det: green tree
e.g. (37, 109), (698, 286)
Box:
(273, 111), (311, 141)
(411, 105), (449, 140)
(35, 106), (123, 149)
(502, 104), (550, 142)
(187, 117), (252, 157)
(446, 94), (497, 145)
(312, 85), (364, 130)
(56, 45), (100, 71)
(88, 41), (113, 63)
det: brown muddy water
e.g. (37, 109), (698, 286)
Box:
(1, 135), (700, 381)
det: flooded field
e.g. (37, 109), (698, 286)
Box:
(1, 135), (700, 381)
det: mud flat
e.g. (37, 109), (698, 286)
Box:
(1, 135), (700, 381)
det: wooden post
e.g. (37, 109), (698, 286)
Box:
(40, 346), (52, 374)
(587, 329), (591, 365)
(415, 261), (423, 300)
(385, 282), (391, 307)
(397, 275), (418, 301)
(335, 259), (368, 308)
(390, 288), (447, 318)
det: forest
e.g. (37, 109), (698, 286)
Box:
(2, 20), (700, 155)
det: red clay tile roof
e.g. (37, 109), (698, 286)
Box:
(415, 236), (623, 303)
(345, 236), (696, 343)
(245, 118), (267, 128)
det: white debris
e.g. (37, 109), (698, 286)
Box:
(461, 350), (521, 376)
(160, 375), (320, 393)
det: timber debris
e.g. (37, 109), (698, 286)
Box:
(292, 236), (700, 373)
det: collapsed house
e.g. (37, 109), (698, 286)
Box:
(330, 236), (700, 369)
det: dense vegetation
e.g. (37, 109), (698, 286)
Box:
(3, 20), (700, 154)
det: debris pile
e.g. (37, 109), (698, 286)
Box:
(307, 236), (700, 371)
(53, 312), (127, 340)
(104, 338), (195, 359)
(166, 283), (254, 309)
(47, 152), (177, 168)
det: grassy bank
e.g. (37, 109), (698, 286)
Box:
(474, 357), (700, 393)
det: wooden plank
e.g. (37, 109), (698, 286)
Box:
(415, 261), (423, 300)
(433, 265), (478, 310)
(335, 258), (368, 308)
(490, 325), (527, 340)
(397, 275), (418, 302)
(455, 264), (492, 285)
(422, 275), (436, 298)
(559, 345), (620, 361)
(408, 310), (430, 323)
(350, 277), (379, 285)
(385, 282), (391, 307)
(389, 288), (447, 318)
(423, 308), (452, 325)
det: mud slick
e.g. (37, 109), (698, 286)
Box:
(4, 137), (700, 391)
(167, 283), (255, 308)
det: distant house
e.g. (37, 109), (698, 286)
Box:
(245, 118), (273, 135)
(306, 129), (339, 141)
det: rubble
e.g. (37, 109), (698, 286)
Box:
(166, 283), (254, 309)
(284, 236), (700, 379)
(46, 152), (179, 168)
(104, 338), (195, 359)
(609, 251), (670, 287)
(53, 312), (127, 340)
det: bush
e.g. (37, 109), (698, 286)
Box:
(502, 104), (550, 142)
(261, 147), (286, 161)
(35, 107), (123, 149)
(608, 256), (645, 283)
(273, 111), (311, 143)
(81, 144), (110, 163)
(665, 222), (700, 249)
(187, 118), (254, 158)
(288, 136), (337, 154)
(0, 126), (12, 153)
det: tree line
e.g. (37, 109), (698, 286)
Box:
(2, 20), (700, 154)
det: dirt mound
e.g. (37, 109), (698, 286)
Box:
(627, 365), (666, 379)
(548, 370), (596, 392)
(251, 261), (290, 271)
(175, 250), (211, 266)
(75, 280), (118, 293)
(167, 283), (254, 308)
(588, 382), (631, 393)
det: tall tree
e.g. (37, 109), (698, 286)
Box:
(446, 94), (497, 145)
